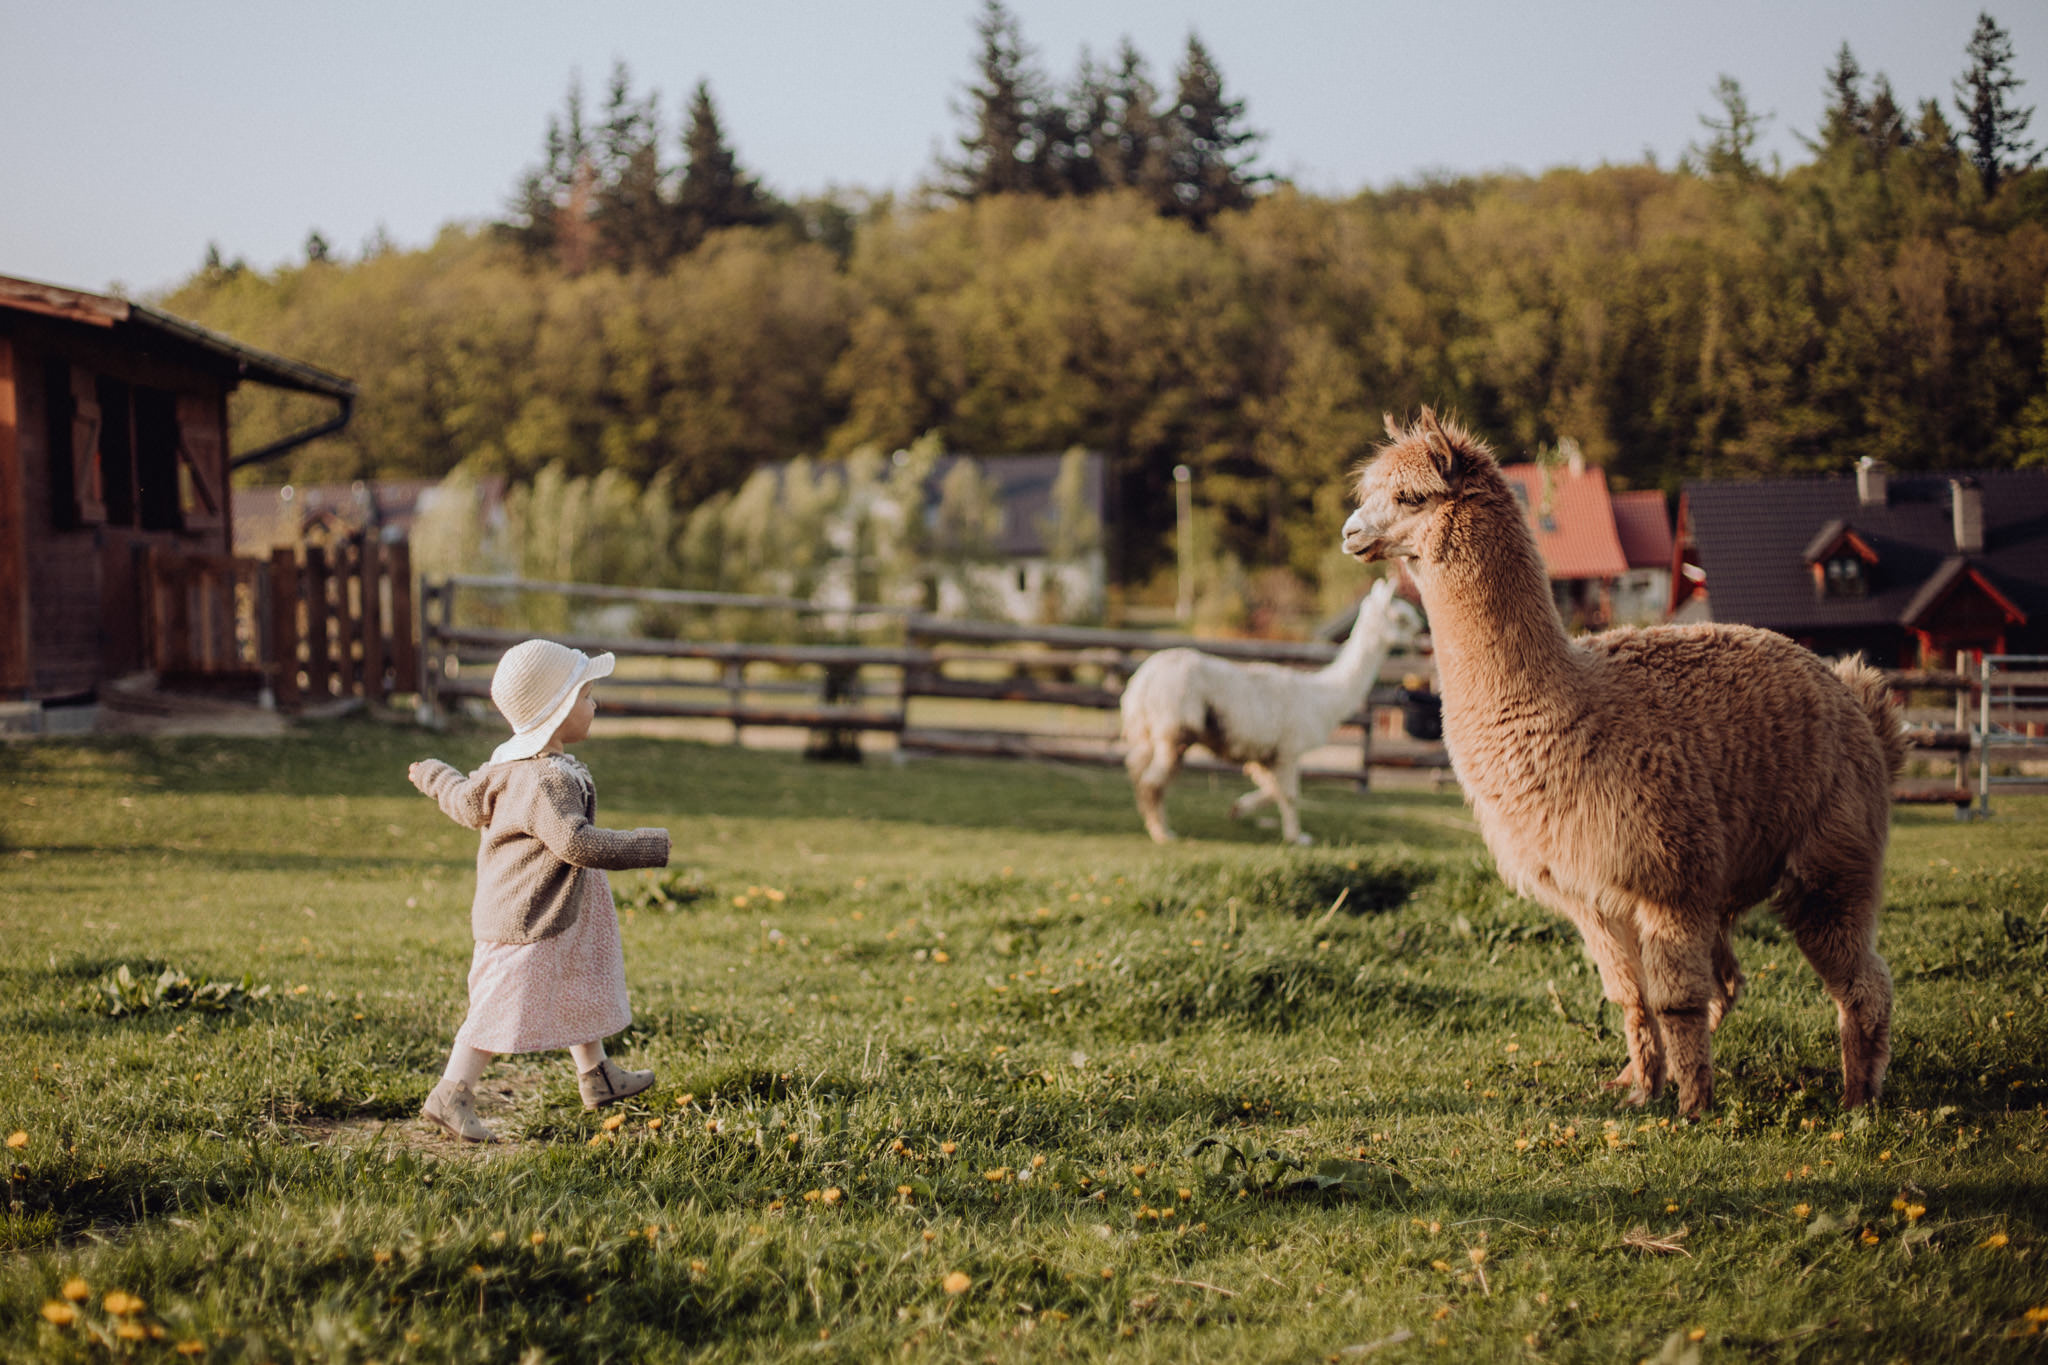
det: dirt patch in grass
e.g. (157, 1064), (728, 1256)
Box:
(293, 1067), (560, 1154)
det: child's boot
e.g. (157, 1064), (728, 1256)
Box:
(421, 1078), (498, 1142)
(579, 1057), (654, 1109)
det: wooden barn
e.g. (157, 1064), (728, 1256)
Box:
(0, 273), (355, 711)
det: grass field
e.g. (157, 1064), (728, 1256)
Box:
(2, 720), (2045, 1363)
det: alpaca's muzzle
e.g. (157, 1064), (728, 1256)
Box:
(1341, 509), (1385, 561)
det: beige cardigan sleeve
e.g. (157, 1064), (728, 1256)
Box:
(528, 765), (672, 870)
(410, 759), (491, 829)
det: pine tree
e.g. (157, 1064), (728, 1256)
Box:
(1159, 33), (1265, 226)
(1099, 38), (1167, 196)
(1047, 51), (1112, 197)
(675, 80), (776, 252)
(502, 77), (598, 272)
(303, 231), (333, 264)
(1953, 11), (2038, 196)
(592, 62), (672, 270)
(1864, 74), (1914, 165)
(947, 0), (1055, 198)
(1692, 75), (1770, 179)
(1815, 42), (1868, 156)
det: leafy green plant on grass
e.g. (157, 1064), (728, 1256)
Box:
(77, 964), (269, 1018)
(1182, 1134), (1412, 1202)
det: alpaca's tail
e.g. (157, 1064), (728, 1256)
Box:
(1836, 654), (1906, 780)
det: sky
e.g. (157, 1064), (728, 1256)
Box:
(4, 2), (2045, 298)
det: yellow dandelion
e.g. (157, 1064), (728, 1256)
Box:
(1431, 1259), (1452, 1272)
(1666, 1203), (1680, 1213)
(1178, 1188), (1193, 1201)
(942, 1271), (972, 1295)
(602, 1114), (625, 1132)
(1100, 1268), (1114, 1280)
(940, 1141), (957, 1155)
(1514, 1138), (1530, 1151)
(4, 1131), (25, 1149)
(372, 1249), (393, 1265)
(588, 1134), (607, 1147)
(175, 1342), (207, 1356)
(646, 1117), (662, 1132)
(1983, 1232), (2010, 1248)
(1688, 1328), (1707, 1342)
(690, 1259), (707, 1274)
(1860, 1228), (1880, 1245)
(1793, 1204), (1811, 1218)
(103, 1291), (145, 1316)
(39, 1302), (76, 1327)
(2026, 1306), (2048, 1323)
(59, 1278), (88, 1302)
(1468, 1249), (1488, 1266)
(115, 1323), (148, 1342)
(823, 1188), (842, 1205)
(1905, 1204), (1926, 1221)
(531, 1232), (547, 1246)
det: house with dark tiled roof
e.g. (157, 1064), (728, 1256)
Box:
(1671, 459), (2048, 668)
(1499, 455), (1674, 629)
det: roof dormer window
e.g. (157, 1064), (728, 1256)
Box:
(1823, 556), (1868, 598)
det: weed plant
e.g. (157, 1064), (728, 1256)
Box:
(1, 724), (2044, 1361)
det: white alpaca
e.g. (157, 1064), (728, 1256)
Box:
(1120, 578), (1418, 845)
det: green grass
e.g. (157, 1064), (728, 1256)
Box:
(1, 721), (2045, 1362)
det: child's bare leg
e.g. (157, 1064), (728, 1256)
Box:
(569, 1041), (606, 1072)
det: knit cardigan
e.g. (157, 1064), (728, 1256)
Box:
(410, 753), (671, 944)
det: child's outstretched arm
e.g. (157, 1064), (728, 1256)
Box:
(408, 759), (492, 830)
(529, 767), (671, 870)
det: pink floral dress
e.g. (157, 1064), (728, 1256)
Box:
(454, 841), (631, 1054)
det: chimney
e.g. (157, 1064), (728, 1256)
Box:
(1952, 478), (1984, 553)
(1856, 457), (1888, 507)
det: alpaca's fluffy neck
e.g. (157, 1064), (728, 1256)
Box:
(1318, 593), (1393, 696)
(1409, 479), (1579, 711)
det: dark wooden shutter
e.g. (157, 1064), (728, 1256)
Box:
(174, 392), (224, 531)
(68, 366), (106, 525)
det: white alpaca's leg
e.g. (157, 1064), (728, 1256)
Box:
(1236, 762), (1285, 834)
(1127, 736), (1183, 844)
(1229, 772), (1275, 820)
(1273, 760), (1309, 845)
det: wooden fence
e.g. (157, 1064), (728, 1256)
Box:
(141, 533), (417, 709)
(419, 575), (2038, 811)
(421, 575), (1449, 785)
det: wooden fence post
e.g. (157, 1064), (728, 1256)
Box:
(360, 535), (386, 702)
(331, 537), (359, 697)
(162, 552), (192, 677)
(386, 540), (417, 698)
(269, 547), (299, 709)
(303, 545), (332, 699)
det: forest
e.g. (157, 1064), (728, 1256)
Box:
(167, 6), (2048, 604)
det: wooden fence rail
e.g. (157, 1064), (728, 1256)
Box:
(419, 575), (2023, 809)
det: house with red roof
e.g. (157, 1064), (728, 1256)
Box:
(1498, 452), (1674, 630)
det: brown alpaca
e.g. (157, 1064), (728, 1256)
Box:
(1342, 411), (1904, 1114)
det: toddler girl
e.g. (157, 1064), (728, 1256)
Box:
(408, 638), (672, 1141)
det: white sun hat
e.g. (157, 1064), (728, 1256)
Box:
(486, 638), (615, 766)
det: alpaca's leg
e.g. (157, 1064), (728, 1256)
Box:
(1229, 769), (1276, 821)
(1273, 760), (1309, 845)
(1560, 908), (1664, 1104)
(1708, 922), (1747, 1032)
(1635, 910), (1719, 1116)
(1234, 762), (1285, 831)
(1776, 863), (1892, 1108)
(1129, 740), (1183, 844)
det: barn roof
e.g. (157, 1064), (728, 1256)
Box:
(1611, 489), (1675, 570)
(0, 273), (355, 400)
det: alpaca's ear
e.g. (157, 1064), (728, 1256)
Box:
(1383, 412), (1404, 443)
(1417, 409), (1468, 489)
